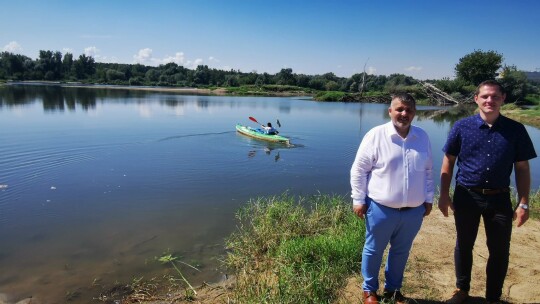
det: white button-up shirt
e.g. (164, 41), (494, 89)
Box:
(350, 121), (434, 207)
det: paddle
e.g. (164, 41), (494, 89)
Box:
(249, 116), (262, 126)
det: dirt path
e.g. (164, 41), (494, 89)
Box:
(340, 213), (540, 304)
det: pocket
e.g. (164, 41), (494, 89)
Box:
(413, 152), (427, 171)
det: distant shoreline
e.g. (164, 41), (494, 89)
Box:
(3, 81), (310, 97)
(4, 80), (226, 95)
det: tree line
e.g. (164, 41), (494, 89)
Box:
(1, 49), (538, 104)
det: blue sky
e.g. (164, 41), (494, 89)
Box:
(1, 0), (539, 80)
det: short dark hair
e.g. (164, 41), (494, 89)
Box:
(267, 122), (272, 127)
(391, 92), (416, 107)
(475, 80), (505, 95)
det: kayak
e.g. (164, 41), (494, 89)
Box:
(236, 124), (290, 144)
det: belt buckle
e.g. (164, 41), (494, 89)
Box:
(482, 189), (489, 195)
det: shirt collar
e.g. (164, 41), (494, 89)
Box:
(385, 121), (417, 139)
(474, 113), (506, 129)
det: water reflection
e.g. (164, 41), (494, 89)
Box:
(416, 105), (476, 126)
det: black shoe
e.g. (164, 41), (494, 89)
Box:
(383, 289), (407, 304)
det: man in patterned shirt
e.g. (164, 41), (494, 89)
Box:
(439, 80), (537, 304)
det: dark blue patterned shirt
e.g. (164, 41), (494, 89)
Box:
(443, 114), (537, 188)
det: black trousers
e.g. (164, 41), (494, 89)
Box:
(453, 185), (513, 301)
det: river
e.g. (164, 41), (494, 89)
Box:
(0, 84), (538, 303)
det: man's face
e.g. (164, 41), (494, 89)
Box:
(388, 98), (416, 132)
(474, 85), (505, 115)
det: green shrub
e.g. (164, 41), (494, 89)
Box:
(224, 194), (364, 303)
(314, 91), (345, 101)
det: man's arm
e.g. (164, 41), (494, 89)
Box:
(514, 160), (531, 227)
(439, 153), (457, 217)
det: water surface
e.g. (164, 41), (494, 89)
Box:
(0, 85), (538, 303)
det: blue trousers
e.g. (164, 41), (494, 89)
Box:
(362, 198), (425, 292)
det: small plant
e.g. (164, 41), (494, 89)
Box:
(157, 252), (199, 295)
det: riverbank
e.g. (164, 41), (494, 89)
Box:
(128, 193), (540, 304)
(501, 103), (540, 129)
(1, 81), (313, 97)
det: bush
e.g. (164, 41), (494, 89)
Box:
(314, 91), (345, 101)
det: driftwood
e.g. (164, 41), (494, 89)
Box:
(420, 82), (469, 105)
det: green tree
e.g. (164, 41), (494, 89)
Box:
(106, 69), (125, 81)
(145, 69), (160, 82)
(455, 50), (503, 85)
(35, 50), (63, 80)
(73, 54), (96, 79)
(384, 73), (416, 93)
(325, 80), (339, 91)
(0, 52), (30, 79)
(62, 53), (74, 79)
(193, 65), (210, 85)
(499, 65), (529, 103)
(275, 68), (296, 86)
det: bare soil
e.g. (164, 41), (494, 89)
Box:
(132, 214), (540, 304)
(338, 213), (540, 304)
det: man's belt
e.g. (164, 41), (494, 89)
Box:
(393, 206), (412, 211)
(468, 187), (510, 195)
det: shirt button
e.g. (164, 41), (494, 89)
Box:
(487, 154), (490, 156)
(488, 140), (491, 143)
(487, 168), (490, 170)
(486, 180), (489, 183)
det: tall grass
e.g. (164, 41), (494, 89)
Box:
(224, 193), (364, 303)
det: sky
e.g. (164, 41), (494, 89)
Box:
(1, 0), (539, 80)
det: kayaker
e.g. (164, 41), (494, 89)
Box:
(262, 122), (278, 135)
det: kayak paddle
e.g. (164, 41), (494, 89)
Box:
(249, 116), (265, 128)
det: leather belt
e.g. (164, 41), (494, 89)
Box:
(393, 207), (412, 211)
(468, 187), (510, 195)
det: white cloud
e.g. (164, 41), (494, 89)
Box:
(189, 58), (203, 68)
(367, 66), (377, 75)
(62, 47), (74, 54)
(83, 46), (116, 63)
(3, 41), (23, 53)
(163, 52), (186, 65)
(405, 66), (423, 72)
(209, 56), (220, 63)
(133, 48), (154, 64)
(133, 48), (205, 68)
(84, 46), (100, 57)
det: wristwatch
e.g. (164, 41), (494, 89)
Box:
(518, 204), (529, 210)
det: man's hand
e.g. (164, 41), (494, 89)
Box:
(353, 204), (368, 219)
(514, 206), (529, 227)
(423, 202), (432, 217)
(438, 194), (454, 217)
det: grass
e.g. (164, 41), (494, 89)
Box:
(523, 188), (540, 220)
(501, 103), (540, 128)
(224, 193), (364, 303)
(313, 91), (346, 101)
(224, 85), (313, 96)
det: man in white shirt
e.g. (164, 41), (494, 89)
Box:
(350, 93), (434, 304)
